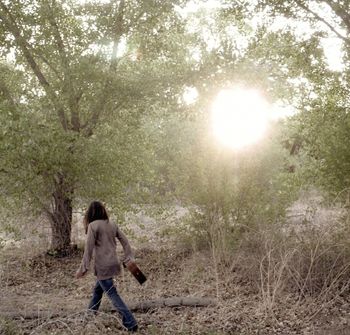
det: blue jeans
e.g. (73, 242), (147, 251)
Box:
(88, 278), (137, 330)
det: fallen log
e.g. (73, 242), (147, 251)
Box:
(128, 297), (217, 312)
(1, 297), (217, 320)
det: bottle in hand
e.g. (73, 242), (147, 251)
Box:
(124, 260), (147, 285)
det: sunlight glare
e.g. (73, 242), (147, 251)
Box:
(211, 88), (269, 149)
(183, 87), (198, 105)
(321, 37), (344, 72)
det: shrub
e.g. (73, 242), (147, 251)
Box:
(234, 210), (350, 313)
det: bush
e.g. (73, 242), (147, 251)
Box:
(234, 210), (350, 313)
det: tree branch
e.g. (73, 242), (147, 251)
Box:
(295, 0), (350, 46)
(110, 0), (126, 62)
(320, 0), (350, 34)
(45, 0), (80, 131)
(0, 1), (68, 130)
(81, 99), (126, 134)
(84, 0), (126, 136)
(31, 46), (63, 82)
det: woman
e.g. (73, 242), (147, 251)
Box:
(76, 201), (138, 332)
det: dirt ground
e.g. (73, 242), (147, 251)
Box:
(1, 241), (350, 335)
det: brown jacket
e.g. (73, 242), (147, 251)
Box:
(78, 219), (133, 280)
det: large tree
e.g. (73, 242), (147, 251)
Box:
(256, 0), (350, 196)
(0, 0), (192, 253)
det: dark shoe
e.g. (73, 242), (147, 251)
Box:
(128, 325), (138, 332)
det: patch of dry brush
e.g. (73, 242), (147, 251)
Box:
(2, 217), (350, 334)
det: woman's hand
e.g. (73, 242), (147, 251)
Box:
(122, 256), (135, 266)
(75, 270), (85, 279)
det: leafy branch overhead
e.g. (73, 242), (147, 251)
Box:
(259, 0), (350, 45)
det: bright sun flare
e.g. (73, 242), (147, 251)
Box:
(211, 88), (270, 149)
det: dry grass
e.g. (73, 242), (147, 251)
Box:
(0, 245), (348, 335)
(2, 213), (350, 334)
(229, 216), (350, 325)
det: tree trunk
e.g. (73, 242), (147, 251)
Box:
(47, 173), (73, 254)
